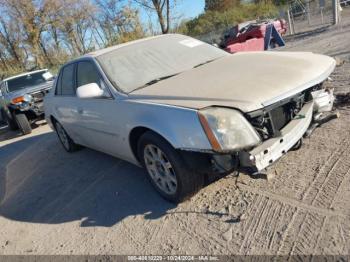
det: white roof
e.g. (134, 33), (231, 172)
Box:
(3, 69), (48, 82)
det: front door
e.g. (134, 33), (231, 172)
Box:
(73, 61), (124, 157)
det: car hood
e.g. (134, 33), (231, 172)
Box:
(7, 81), (53, 100)
(128, 51), (335, 112)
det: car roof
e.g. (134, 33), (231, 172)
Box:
(2, 69), (48, 82)
(87, 34), (178, 58)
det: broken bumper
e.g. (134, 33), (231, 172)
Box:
(241, 101), (314, 171)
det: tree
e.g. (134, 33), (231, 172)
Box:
(1, 0), (54, 68)
(0, 0), (147, 77)
(0, 16), (25, 69)
(134, 0), (173, 34)
(94, 0), (144, 46)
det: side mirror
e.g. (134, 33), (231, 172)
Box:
(42, 71), (54, 81)
(77, 83), (104, 99)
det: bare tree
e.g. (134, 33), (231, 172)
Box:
(134, 0), (174, 34)
(93, 0), (144, 45)
(0, 16), (25, 68)
(0, 0), (146, 76)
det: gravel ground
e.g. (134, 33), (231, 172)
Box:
(0, 10), (350, 256)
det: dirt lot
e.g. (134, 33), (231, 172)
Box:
(0, 10), (350, 256)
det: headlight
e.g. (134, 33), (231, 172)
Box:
(11, 94), (32, 105)
(198, 107), (261, 152)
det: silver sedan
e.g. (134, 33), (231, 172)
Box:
(44, 34), (336, 202)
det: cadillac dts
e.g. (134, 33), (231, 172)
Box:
(44, 34), (336, 202)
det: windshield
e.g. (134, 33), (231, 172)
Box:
(7, 71), (48, 92)
(96, 34), (229, 93)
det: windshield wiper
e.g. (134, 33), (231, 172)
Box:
(131, 73), (179, 92)
(193, 58), (218, 68)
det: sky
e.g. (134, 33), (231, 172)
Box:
(177, 0), (205, 19)
(138, 0), (205, 31)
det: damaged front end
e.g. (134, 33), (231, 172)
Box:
(240, 80), (337, 172)
(8, 90), (48, 122)
(176, 79), (337, 179)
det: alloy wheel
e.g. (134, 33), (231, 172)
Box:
(56, 122), (70, 150)
(144, 144), (178, 195)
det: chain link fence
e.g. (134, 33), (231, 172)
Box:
(285, 0), (346, 35)
(194, 0), (344, 45)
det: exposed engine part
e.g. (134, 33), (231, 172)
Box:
(246, 82), (332, 141)
(247, 96), (304, 140)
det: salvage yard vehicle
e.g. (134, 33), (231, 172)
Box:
(44, 34), (336, 203)
(221, 19), (287, 53)
(0, 69), (54, 135)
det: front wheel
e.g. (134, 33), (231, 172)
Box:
(14, 113), (31, 135)
(138, 131), (204, 203)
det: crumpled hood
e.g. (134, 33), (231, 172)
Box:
(128, 51), (335, 112)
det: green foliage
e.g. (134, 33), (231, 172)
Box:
(180, 2), (279, 37)
(204, 0), (240, 12)
(272, 0), (289, 6)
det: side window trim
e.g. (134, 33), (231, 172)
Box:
(55, 69), (63, 96)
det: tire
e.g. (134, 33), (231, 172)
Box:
(2, 110), (18, 130)
(138, 131), (204, 203)
(14, 113), (31, 135)
(54, 120), (81, 152)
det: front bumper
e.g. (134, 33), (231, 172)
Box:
(12, 100), (43, 112)
(241, 101), (314, 171)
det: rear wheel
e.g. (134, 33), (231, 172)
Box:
(14, 113), (31, 135)
(54, 121), (81, 152)
(138, 131), (204, 203)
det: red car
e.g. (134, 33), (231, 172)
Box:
(222, 19), (287, 53)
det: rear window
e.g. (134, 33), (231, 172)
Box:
(7, 71), (48, 92)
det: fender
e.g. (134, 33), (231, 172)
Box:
(123, 99), (212, 151)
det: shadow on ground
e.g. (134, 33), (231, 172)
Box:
(0, 120), (48, 141)
(335, 93), (350, 108)
(0, 131), (174, 227)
